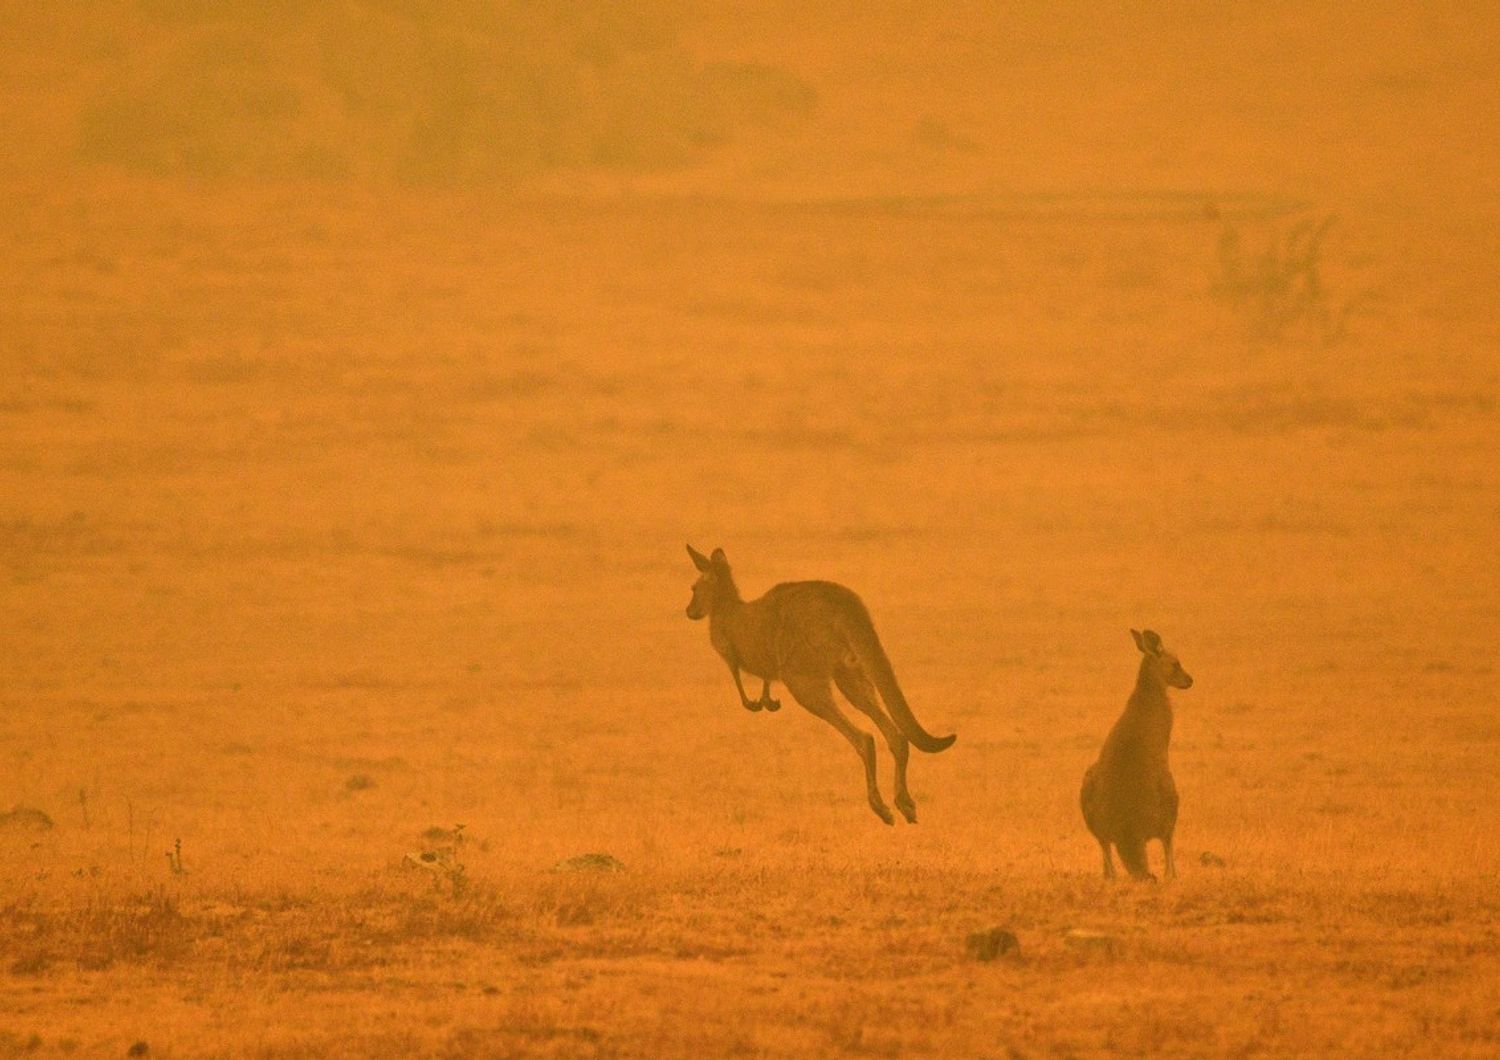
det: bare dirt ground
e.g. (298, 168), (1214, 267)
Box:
(2, 3), (1499, 1056)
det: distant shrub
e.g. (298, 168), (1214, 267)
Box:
(78, 2), (815, 183)
(1211, 212), (1377, 346)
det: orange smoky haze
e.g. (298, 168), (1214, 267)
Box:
(1, 2), (1497, 1056)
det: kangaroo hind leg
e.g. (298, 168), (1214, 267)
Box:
(784, 671), (893, 825)
(835, 665), (914, 823)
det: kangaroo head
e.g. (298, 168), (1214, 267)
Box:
(1131, 628), (1193, 689)
(685, 544), (733, 620)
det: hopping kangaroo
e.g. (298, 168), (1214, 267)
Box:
(1081, 629), (1193, 880)
(685, 545), (955, 824)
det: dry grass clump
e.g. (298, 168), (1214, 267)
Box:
(1212, 212), (1377, 344)
(3, 887), (190, 973)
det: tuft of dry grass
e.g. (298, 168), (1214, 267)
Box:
(1211, 212), (1379, 345)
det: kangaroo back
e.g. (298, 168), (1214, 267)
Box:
(843, 608), (956, 754)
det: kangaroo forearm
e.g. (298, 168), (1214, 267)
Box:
(728, 663), (755, 707)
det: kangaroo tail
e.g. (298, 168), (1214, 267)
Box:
(1115, 836), (1154, 880)
(845, 610), (956, 754)
(1079, 766), (1102, 834)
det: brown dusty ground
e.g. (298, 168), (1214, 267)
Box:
(2, 3), (1499, 1057)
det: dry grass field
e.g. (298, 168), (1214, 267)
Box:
(3, 3), (1499, 1056)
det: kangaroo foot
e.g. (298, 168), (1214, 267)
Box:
(742, 699), (763, 712)
(895, 793), (917, 824)
(869, 797), (895, 826)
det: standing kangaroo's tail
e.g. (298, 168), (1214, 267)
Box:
(1115, 836), (1154, 880)
(845, 611), (956, 754)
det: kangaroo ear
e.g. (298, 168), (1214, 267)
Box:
(709, 547), (727, 568)
(687, 544), (711, 572)
(1141, 629), (1163, 654)
(1130, 629), (1147, 653)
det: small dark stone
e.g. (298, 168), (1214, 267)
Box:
(964, 928), (1019, 961)
(552, 852), (625, 873)
(1199, 851), (1227, 867)
(127, 1043), (150, 1057)
(0, 805), (54, 831)
(1064, 929), (1119, 957)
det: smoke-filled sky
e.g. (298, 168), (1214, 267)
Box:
(4, 2), (1496, 207)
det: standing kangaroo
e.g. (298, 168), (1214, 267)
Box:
(685, 545), (955, 824)
(1080, 629), (1193, 880)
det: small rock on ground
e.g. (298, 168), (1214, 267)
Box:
(0, 805), (54, 831)
(964, 928), (1020, 961)
(1064, 929), (1119, 956)
(551, 852), (625, 873)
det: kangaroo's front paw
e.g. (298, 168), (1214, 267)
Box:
(742, 699), (763, 712)
(761, 697), (781, 713)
